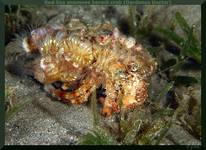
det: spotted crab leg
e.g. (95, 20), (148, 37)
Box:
(102, 79), (120, 117)
(121, 75), (148, 109)
(46, 71), (103, 104)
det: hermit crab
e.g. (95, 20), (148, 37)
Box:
(22, 19), (157, 117)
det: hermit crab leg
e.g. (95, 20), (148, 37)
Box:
(46, 71), (101, 104)
(121, 76), (148, 109)
(47, 84), (96, 104)
(48, 80), (94, 104)
(102, 79), (120, 117)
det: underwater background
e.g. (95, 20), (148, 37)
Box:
(5, 5), (201, 145)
